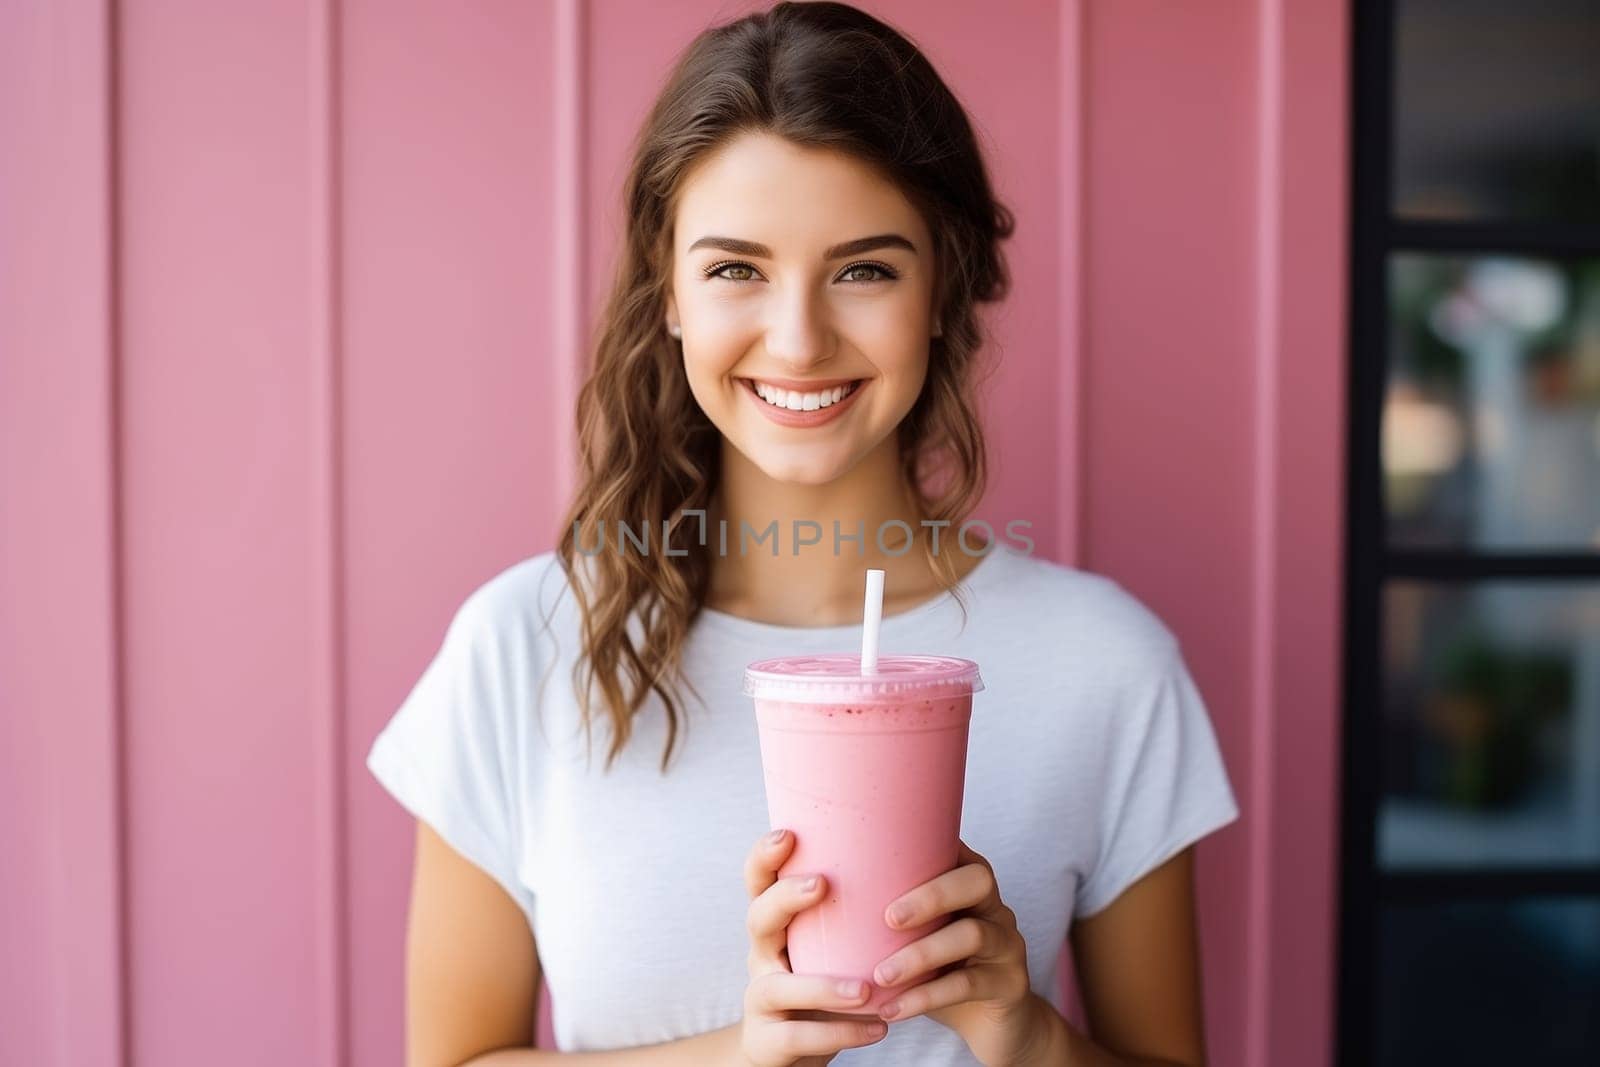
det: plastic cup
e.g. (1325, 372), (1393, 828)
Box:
(744, 652), (984, 1016)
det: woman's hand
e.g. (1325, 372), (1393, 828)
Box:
(869, 839), (1052, 1067)
(738, 828), (891, 1067)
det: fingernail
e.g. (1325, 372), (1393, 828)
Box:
(867, 1022), (887, 1038)
(768, 829), (787, 845)
(879, 1002), (900, 1021)
(887, 903), (911, 927)
(802, 875), (819, 892)
(875, 961), (900, 985)
(837, 980), (864, 999)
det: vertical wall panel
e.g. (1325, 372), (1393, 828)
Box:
(339, 1), (561, 1063)
(1247, 0), (1287, 1060)
(1080, 1), (1346, 1065)
(1057, 0), (1087, 570)
(308, 0), (348, 1062)
(550, 0), (587, 514)
(0, 2), (126, 1065)
(1081, 4), (1258, 1062)
(117, 0), (325, 1061)
(1261, 0), (1348, 1063)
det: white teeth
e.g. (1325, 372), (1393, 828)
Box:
(750, 380), (859, 410)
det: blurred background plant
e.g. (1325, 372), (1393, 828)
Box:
(1420, 631), (1573, 809)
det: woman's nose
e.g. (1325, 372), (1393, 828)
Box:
(762, 289), (834, 370)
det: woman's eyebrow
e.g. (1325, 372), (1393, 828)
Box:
(686, 234), (918, 259)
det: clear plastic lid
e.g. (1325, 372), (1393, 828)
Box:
(743, 653), (983, 702)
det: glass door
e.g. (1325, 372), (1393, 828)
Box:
(1342, 1), (1600, 1064)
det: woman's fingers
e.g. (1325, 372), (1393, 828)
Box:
(739, 829), (890, 1065)
(743, 827), (832, 976)
(764, 1017), (888, 1058)
(742, 827), (792, 900)
(744, 973), (887, 1058)
(746, 871), (828, 976)
(747, 970), (872, 1014)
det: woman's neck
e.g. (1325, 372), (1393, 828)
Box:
(704, 436), (970, 627)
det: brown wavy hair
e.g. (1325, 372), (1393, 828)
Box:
(553, 1), (1014, 774)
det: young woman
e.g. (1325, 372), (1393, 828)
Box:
(366, 4), (1237, 1065)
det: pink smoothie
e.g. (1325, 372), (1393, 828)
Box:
(745, 653), (983, 1016)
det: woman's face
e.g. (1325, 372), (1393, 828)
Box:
(666, 131), (941, 487)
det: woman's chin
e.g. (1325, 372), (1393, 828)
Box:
(731, 443), (853, 486)
(754, 460), (849, 487)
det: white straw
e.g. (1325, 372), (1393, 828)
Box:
(860, 568), (885, 674)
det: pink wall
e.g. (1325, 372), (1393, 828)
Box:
(0, 1), (1346, 1065)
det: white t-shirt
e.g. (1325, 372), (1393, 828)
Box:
(366, 544), (1239, 1063)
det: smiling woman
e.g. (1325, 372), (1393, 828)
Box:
(363, 3), (1236, 1066)
(668, 133), (941, 485)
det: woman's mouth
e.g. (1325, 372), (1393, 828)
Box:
(738, 377), (867, 428)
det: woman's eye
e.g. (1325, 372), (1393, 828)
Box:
(840, 262), (896, 283)
(709, 262), (758, 282)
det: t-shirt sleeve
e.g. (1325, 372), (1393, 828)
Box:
(365, 591), (530, 910)
(1075, 641), (1239, 917)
